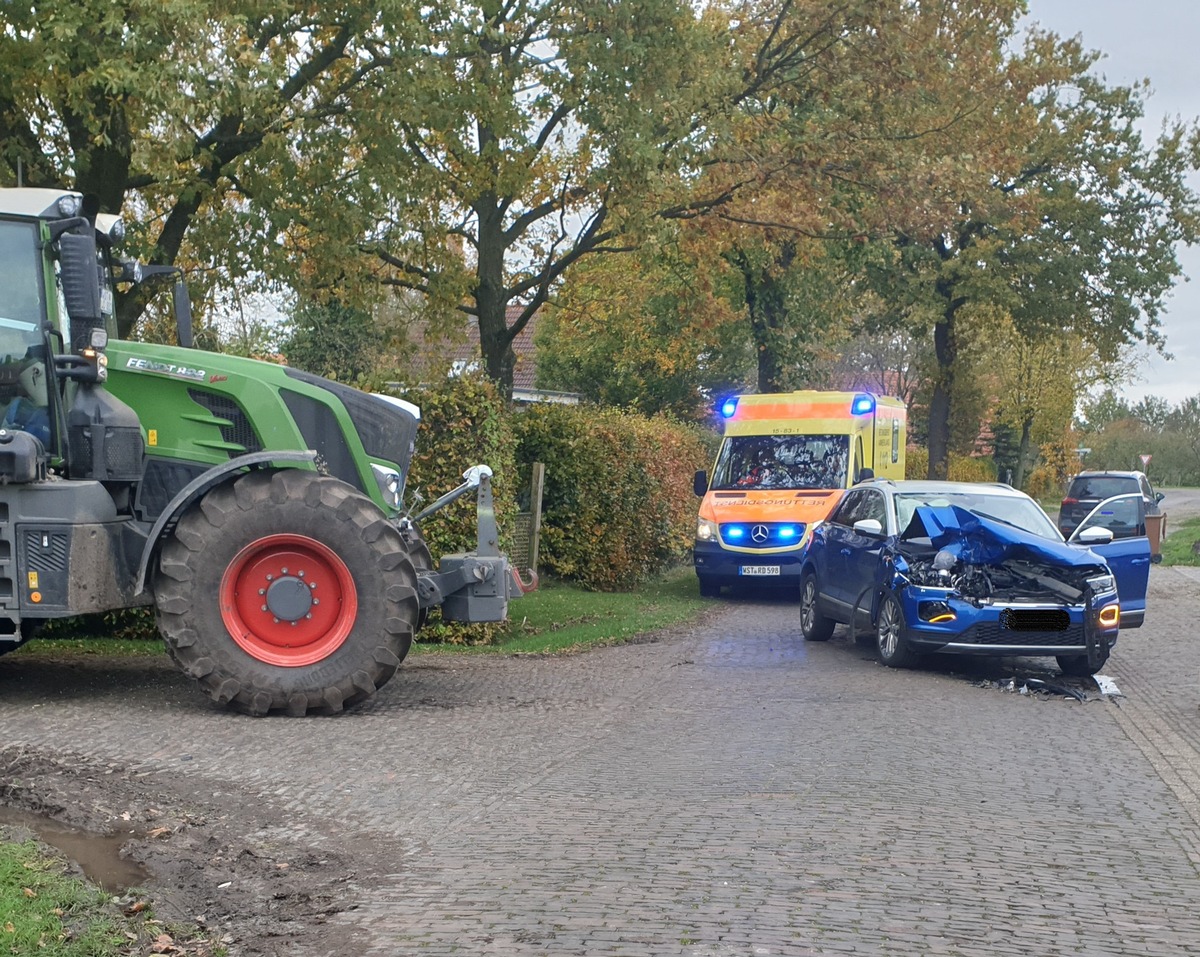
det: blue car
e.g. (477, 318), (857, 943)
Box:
(799, 480), (1152, 676)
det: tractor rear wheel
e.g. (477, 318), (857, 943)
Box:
(153, 469), (419, 716)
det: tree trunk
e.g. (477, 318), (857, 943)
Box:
(1013, 416), (1034, 490)
(474, 191), (515, 401)
(926, 315), (957, 480)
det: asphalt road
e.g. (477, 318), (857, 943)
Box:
(4, 557), (1200, 956)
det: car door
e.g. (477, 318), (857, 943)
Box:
(842, 488), (890, 627)
(818, 489), (869, 612)
(1069, 493), (1151, 627)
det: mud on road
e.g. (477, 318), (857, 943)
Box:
(1, 740), (366, 956)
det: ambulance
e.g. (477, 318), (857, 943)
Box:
(693, 391), (906, 596)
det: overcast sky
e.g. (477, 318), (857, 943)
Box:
(1024, 0), (1200, 407)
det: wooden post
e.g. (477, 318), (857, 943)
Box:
(529, 462), (545, 572)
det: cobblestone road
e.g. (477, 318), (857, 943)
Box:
(4, 560), (1200, 956)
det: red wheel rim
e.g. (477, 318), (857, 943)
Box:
(220, 534), (358, 667)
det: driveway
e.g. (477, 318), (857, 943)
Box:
(4, 551), (1200, 956)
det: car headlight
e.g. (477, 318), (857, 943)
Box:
(1087, 574), (1117, 596)
(696, 518), (719, 542)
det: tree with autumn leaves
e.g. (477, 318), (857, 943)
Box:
(2, 0), (1197, 478)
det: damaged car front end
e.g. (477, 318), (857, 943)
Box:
(799, 481), (1150, 677)
(889, 505), (1120, 675)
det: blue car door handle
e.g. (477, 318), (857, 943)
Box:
(1131, 557), (1150, 566)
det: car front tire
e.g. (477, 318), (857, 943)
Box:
(876, 591), (919, 668)
(800, 571), (836, 642)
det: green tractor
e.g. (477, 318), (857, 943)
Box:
(0, 187), (533, 715)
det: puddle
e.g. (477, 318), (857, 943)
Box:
(0, 804), (150, 893)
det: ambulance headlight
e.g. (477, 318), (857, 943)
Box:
(696, 518), (719, 541)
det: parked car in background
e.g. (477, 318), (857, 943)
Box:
(1059, 470), (1162, 538)
(799, 480), (1152, 676)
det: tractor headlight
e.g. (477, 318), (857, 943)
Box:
(371, 464), (403, 509)
(696, 518), (719, 542)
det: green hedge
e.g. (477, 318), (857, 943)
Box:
(514, 404), (712, 591)
(390, 374), (518, 559)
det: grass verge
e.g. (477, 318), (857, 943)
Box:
(0, 836), (200, 956)
(0, 838), (122, 955)
(1160, 515), (1200, 566)
(420, 565), (713, 654)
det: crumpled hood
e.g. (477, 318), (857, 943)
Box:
(901, 505), (1102, 570)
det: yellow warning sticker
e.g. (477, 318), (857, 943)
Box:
(148, 429), (158, 446)
(27, 572), (38, 589)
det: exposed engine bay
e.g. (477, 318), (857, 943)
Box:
(895, 505), (1110, 606)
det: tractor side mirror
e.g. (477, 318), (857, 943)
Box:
(58, 231), (103, 324)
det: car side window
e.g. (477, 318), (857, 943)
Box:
(831, 490), (866, 526)
(1083, 497), (1145, 539)
(860, 490), (887, 528)
(1140, 476), (1154, 501)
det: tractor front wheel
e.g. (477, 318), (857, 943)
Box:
(153, 469), (419, 716)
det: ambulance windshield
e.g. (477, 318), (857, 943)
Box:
(711, 434), (850, 491)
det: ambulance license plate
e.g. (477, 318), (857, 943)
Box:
(740, 565), (781, 576)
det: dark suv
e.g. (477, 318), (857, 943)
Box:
(1059, 470), (1162, 538)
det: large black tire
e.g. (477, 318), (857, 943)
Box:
(1057, 651), (1108, 677)
(153, 470), (420, 716)
(800, 571), (836, 642)
(876, 590), (919, 668)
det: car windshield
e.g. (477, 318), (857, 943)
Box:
(894, 491), (1061, 541)
(711, 434), (850, 490)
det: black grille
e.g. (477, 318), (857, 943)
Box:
(280, 389), (362, 492)
(958, 620), (1085, 648)
(187, 390), (263, 454)
(24, 529), (68, 572)
(1000, 608), (1070, 632)
(283, 368), (417, 473)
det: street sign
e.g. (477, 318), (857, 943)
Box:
(1140, 454), (1152, 467)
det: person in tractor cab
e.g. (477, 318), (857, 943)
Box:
(1, 354), (51, 447)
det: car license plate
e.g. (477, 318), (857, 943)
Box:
(740, 565), (781, 576)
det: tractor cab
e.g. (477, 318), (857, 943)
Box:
(0, 189), (179, 494)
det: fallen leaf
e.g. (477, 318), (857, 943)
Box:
(148, 827), (172, 839)
(124, 900), (149, 915)
(22, 888), (36, 898)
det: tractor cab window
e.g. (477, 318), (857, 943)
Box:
(0, 222), (51, 447)
(0, 221), (44, 326)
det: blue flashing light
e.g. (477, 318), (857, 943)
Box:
(725, 525), (747, 540)
(851, 394), (875, 415)
(720, 396), (740, 418)
(777, 526), (798, 540)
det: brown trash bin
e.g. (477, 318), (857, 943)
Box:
(1145, 513), (1166, 561)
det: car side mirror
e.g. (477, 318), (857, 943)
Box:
(694, 469), (708, 497)
(1155, 492), (1165, 503)
(853, 518), (884, 537)
(1075, 525), (1115, 545)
